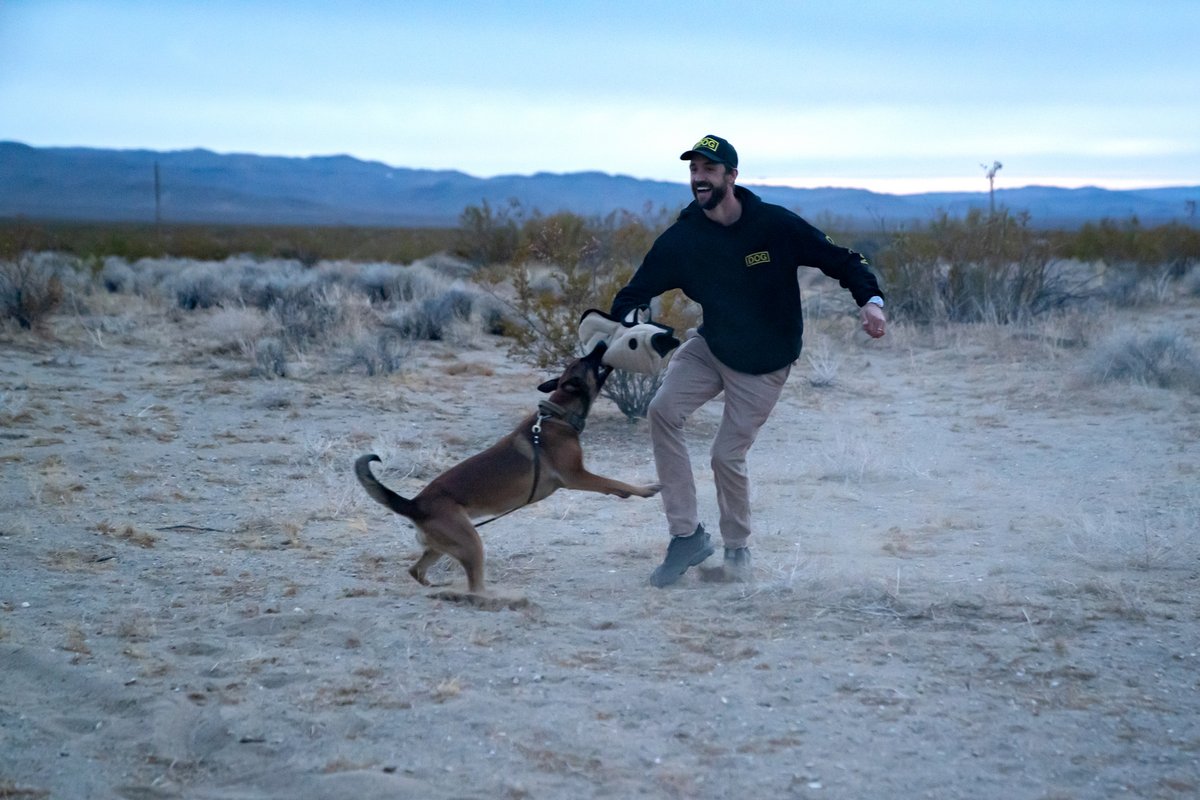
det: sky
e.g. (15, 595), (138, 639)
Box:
(2, 0), (1199, 195)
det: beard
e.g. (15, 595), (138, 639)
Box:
(692, 179), (729, 211)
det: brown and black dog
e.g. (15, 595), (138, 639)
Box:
(355, 344), (660, 599)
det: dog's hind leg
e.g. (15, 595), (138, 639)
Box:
(408, 547), (443, 586)
(423, 509), (532, 611)
(419, 506), (487, 595)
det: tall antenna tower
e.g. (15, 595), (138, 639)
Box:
(981, 161), (1003, 215)
(154, 162), (162, 224)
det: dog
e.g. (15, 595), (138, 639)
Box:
(355, 343), (660, 600)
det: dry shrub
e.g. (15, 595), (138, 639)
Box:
(345, 329), (410, 376)
(455, 199), (522, 266)
(243, 336), (286, 378)
(383, 284), (502, 344)
(234, 259), (307, 309)
(271, 284), (356, 351)
(875, 210), (1093, 323)
(1068, 218), (1200, 281)
(804, 339), (842, 388)
(1077, 330), (1200, 393)
(99, 257), (135, 292)
(350, 260), (448, 303)
(201, 306), (274, 354)
(601, 369), (663, 421)
(1183, 263), (1200, 297)
(0, 252), (65, 329)
(166, 261), (238, 309)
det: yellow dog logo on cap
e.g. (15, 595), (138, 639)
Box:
(694, 137), (721, 153)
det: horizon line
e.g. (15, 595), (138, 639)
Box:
(5, 139), (1198, 197)
(743, 176), (1200, 196)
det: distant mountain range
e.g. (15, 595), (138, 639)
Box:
(2, 141), (1197, 229)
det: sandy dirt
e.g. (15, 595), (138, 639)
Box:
(2, 291), (1199, 799)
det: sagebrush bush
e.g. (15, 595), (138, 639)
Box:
(202, 306), (274, 354)
(1078, 330), (1200, 393)
(100, 257), (135, 293)
(167, 262), (238, 310)
(271, 284), (363, 351)
(377, 287), (492, 343)
(247, 336), (288, 378)
(0, 252), (66, 329)
(346, 330), (409, 376)
(236, 260), (307, 309)
(1183, 264), (1200, 297)
(351, 261), (445, 303)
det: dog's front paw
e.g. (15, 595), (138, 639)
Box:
(641, 483), (662, 497)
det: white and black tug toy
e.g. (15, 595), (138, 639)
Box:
(577, 307), (680, 375)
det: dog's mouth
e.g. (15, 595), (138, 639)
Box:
(583, 342), (613, 390)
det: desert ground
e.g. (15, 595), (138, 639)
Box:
(2, 261), (1199, 800)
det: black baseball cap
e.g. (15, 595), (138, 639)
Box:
(680, 135), (738, 169)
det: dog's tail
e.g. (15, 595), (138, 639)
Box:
(355, 454), (422, 520)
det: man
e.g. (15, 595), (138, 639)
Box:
(610, 134), (886, 587)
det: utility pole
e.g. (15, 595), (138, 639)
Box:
(981, 161), (1002, 215)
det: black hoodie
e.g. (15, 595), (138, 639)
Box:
(610, 186), (882, 374)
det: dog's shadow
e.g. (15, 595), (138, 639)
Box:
(430, 589), (536, 612)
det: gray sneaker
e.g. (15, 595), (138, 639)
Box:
(649, 525), (715, 587)
(723, 547), (752, 582)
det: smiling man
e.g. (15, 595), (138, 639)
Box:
(610, 134), (887, 587)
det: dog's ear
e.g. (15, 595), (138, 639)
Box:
(537, 377), (558, 393)
(557, 377), (584, 395)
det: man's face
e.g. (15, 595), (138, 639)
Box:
(689, 156), (735, 211)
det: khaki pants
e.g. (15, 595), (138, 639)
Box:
(647, 335), (791, 548)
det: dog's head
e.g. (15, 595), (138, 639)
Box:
(537, 343), (612, 414)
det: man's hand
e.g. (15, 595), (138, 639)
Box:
(861, 303), (886, 338)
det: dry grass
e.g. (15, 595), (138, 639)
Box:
(0, 783), (52, 799)
(0, 391), (33, 426)
(28, 455), (85, 506)
(42, 548), (116, 573)
(61, 622), (92, 656)
(432, 677), (464, 703)
(803, 339), (842, 387)
(1065, 500), (1196, 572)
(115, 610), (159, 642)
(231, 516), (303, 550)
(96, 520), (158, 548)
